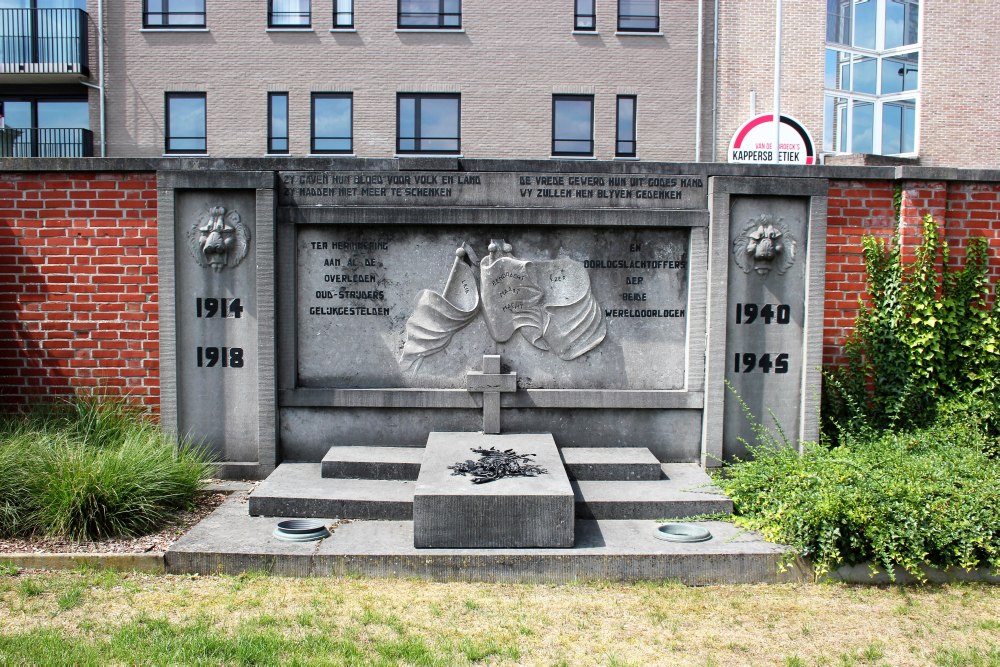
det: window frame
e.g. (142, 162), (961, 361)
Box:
(396, 93), (461, 155)
(551, 94), (594, 157)
(615, 95), (637, 157)
(617, 0), (658, 33)
(822, 0), (921, 157)
(143, 0), (206, 29)
(397, 0), (461, 29)
(164, 92), (207, 154)
(575, 0), (595, 31)
(267, 92), (289, 155)
(333, 0), (353, 28)
(268, 0), (311, 28)
(310, 92), (353, 155)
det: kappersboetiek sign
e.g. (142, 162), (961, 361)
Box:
(728, 114), (815, 165)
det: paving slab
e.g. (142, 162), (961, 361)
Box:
(560, 447), (662, 480)
(167, 493), (805, 584)
(321, 446), (424, 480)
(248, 463), (415, 519)
(413, 433), (574, 548)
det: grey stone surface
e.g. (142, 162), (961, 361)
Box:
(248, 463), (415, 519)
(294, 227), (690, 391)
(166, 493), (803, 584)
(573, 463), (733, 519)
(413, 433), (574, 548)
(280, 407), (705, 462)
(560, 447), (662, 480)
(158, 171), (277, 479)
(321, 446), (424, 480)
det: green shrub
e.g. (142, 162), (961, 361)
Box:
(825, 214), (1000, 434)
(719, 403), (1000, 580)
(0, 396), (214, 541)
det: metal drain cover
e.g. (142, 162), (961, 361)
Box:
(654, 523), (712, 543)
(273, 519), (330, 542)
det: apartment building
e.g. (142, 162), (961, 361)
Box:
(1, 1), (998, 167)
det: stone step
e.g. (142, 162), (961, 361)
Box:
(321, 446), (424, 480)
(250, 462), (731, 522)
(572, 464), (732, 520)
(559, 447), (662, 481)
(249, 464), (415, 520)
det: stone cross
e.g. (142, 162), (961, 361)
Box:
(466, 354), (517, 434)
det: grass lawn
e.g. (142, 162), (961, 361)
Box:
(0, 568), (998, 666)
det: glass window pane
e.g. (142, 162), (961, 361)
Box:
(617, 96), (635, 156)
(554, 97), (592, 154)
(269, 93), (288, 153)
(398, 97), (416, 139)
(335, 0), (353, 26)
(881, 53), (918, 94)
(418, 97), (458, 139)
(37, 99), (88, 128)
(852, 100), (874, 153)
(167, 94), (205, 152)
(852, 56), (877, 94)
(619, 0), (657, 30)
(882, 99), (915, 154)
(313, 95), (351, 152)
(852, 0), (876, 49)
(825, 48), (852, 90)
(885, 0), (919, 49)
(272, 0), (310, 25)
(826, 0), (851, 45)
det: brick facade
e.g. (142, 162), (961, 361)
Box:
(4, 167), (1000, 414)
(0, 172), (159, 408)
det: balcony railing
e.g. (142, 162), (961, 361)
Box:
(0, 8), (89, 76)
(0, 127), (94, 158)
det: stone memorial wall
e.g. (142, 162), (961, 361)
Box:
(147, 163), (829, 475)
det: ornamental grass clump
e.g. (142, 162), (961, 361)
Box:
(0, 396), (214, 541)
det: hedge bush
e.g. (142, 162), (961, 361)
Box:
(719, 397), (1000, 580)
(0, 396), (214, 541)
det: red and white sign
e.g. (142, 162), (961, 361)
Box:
(728, 114), (815, 165)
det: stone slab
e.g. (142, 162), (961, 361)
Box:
(165, 493), (804, 584)
(573, 464), (733, 519)
(248, 463), (414, 519)
(413, 433), (574, 549)
(560, 447), (662, 481)
(321, 446), (424, 480)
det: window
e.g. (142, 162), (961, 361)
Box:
(618, 0), (657, 32)
(552, 95), (593, 156)
(397, 93), (460, 154)
(334, 0), (353, 28)
(311, 93), (352, 154)
(143, 0), (205, 28)
(269, 0), (309, 27)
(268, 92), (288, 154)
(165, 92), (206, 154)
(398, 0), (460, 29)
(616, 95), (636, 157)
(0, 95), (91, 157)
(823, 0), (920, 156)
(575, 0), (595, 31)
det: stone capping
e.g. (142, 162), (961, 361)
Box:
(5, 156), (1000, 183)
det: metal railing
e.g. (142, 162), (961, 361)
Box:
(0, 127), (94, 157)
(0, 8), (89, 75)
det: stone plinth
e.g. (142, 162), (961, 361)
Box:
(413, 432), (574, 549)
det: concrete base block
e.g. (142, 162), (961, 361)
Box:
(560, 447), (662, 480)
(413, 433), (574, 549)
(321, 446), (424, 480)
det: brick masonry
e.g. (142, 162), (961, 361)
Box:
(4, 168), (1000, 416)
(0, 172), (159, 408)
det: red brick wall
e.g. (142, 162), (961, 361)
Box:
(823, 179), (1000, 368)
(2, 170), (1000, 414)
(0, 172), (159, 409)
